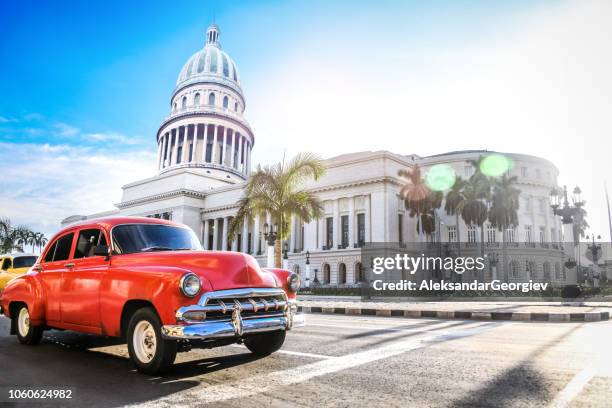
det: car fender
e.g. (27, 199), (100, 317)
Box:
(0, 272), (45, 325)
(263, 268), (297, 300)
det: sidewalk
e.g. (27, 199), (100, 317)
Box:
(296, 295), (612, 323)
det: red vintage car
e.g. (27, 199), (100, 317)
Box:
(0, 217), (303, 374)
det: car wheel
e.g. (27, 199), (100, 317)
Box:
(15, 305), (43, 345)
(244, 330), (286, 356)
(127, 307), (177, 375)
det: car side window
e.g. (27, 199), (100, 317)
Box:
(74, 229), (107, 258)
(1, 258), (11, 271)
(51, 233), (74, 262)
(43, 241), (58, 263)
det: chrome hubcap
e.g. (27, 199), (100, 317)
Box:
(18, 308), (30, 337)
(133, 321), (157, 363)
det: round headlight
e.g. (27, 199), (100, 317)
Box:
(180, 273), (201, 297)
(288, 273), (301, 292)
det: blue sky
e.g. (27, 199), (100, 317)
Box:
(1, 0), (611, 239)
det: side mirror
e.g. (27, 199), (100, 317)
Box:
(93, 245), (110, 257)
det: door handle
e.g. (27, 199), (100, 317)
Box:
(64, 263), (75, 269)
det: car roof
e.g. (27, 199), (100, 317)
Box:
(0, 253), (37, 259)
(62, 216), (183, 233)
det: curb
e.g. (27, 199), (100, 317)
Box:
(298, 306), (610, 323)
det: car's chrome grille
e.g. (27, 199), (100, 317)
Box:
(178, 288), (288, 323)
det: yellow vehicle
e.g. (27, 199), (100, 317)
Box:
(0, 253), (38, 291)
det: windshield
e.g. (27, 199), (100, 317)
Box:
(13, 256), (37, 269)
(112, 224), (202, 255)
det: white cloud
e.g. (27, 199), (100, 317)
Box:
(53, 122), (80, 137)
(0, 142), (155, 237)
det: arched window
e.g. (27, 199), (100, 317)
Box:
(338, 263), (346, 284)
(234, 102), (238, 112)
(323, 263), (330, 284)
(555, 262), (561, 279)
(173, 102), (177, 112)
(194, 93), (200, 106)
(354, 262), (363, 283)
(223, 96), (229, 109)
(543, 262), (551, 281)
(208, 92), (216, 106)
(181, 96), (187, 109)
(509, 260), (519, 278)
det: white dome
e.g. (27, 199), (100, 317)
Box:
(176, 25), (241, 92)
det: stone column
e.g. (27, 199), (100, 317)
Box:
(171, 128), (179, 165)
(333, 199), (340, 249)
(221, 216), (229, 251)
(181, 126), (189, 164)
(156, 137), (163, 170)
(253, 215), (260, 255)
(245, 141), (250, 175)
(364, 194), (371, 243)
(348, 196), (355, 248)
(192, 124), (198, 163)
(211, 125), (218, 164)
(230, 130), (236, 169)
(238, 135), (244, 173)
(289, 215), (296, 253)
(241, 220), (249, 252)
(200, 124), (207, 162)
(203, 219), (210, 249)
(221, 127), (227, 166)
(212, 218), (219, 250)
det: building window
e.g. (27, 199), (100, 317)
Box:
(325, 217), (333, 249)
(338, 263), (346, 284)
(208, 92), (216, 106)
(223, 95), (229, 109)
(398, 214), (404, 243)
(467, 227), (477, 243)
(341, 215), (349, 248)
(543, 262), (551, 281)
(194, 93), (200, 105)
(173, 102), (177, 112)
(176, 146), (182, 164)
(521, 167), (528, 177)
(555, 262), (562, 280)
(234, 102), (238, 112)
(539, 227), (545, 243)
(509, 260), (519, 278)
(525, 225), (532, 243)
(551, 228), (556, 242)
(357, 213), (366, 246)
(447, 226), (457, 243)
(355, 262), (364, 283)
(323, 263), (330, 284)
(538, 198), (546, 214)
(181, 96), (187, 109)
(464, 165), (474, 178)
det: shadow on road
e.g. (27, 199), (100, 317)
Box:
(450, 324), (584, 407)
(0, 319), (263, 407)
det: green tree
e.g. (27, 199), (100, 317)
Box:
(399, 165), (443, 237)
(228, 152), (325, 268)
(0, 218), (33, 254)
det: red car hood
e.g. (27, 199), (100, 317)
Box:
(114, 251), (278, 291)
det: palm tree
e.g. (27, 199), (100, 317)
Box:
(444, 177), (467, 249)
(399, 165), (443, 238)
(487, 174), (521, 281)
(228, 152), (325, 268)
(38, 233), (48, 254)
(0, 218), (33, 254)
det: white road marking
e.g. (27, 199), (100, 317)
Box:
(549, 367), (595, 408)
(129, 322), (499, 407)
(228, 344), (335, 360)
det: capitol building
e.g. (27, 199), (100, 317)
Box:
(63, 25), (575, 287)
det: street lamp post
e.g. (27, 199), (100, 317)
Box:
(282, 241), (289, 269)
(585, 234), (602, 287)
(304, 250), (311, 288)
(263, 223), (278, 268)
(550, 185), (584, 243)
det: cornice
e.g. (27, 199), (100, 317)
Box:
(115, 188), (208, 209)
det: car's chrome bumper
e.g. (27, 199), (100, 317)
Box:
(161, 287), (304, 340)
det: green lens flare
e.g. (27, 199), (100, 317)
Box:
(425, 164), (456, 191)
(480, 154), (513, 177)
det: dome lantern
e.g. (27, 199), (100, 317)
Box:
(206, 24), (220, 46)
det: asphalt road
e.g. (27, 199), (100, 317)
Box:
(1, 314), (611, 408)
